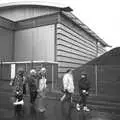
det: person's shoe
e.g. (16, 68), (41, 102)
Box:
(83, 106), (90, 112)
(76, 103), (81, 111)
(39, 108), (46, 112)
(13, 100), (24, 105)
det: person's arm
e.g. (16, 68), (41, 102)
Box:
(23, 76), (26, 84)
(44, 78), (47, 89)
(9, 76), (15, 86)
(9, 79), (13, 86)
(25, 76), (30, 94)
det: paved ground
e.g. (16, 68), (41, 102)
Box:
(0, 80), (120, 120)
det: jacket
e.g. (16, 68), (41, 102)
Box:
(63, 73), (74, 93)
(27, 75), (38, 92)
(78, 77), (90, 94)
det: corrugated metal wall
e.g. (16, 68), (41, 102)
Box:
(0, 28), (13, 61)
(97, 43), (106, 56)
(56, 22), (106, 78)
(0, 6), (58, 21)
(14, 24), (55, 61)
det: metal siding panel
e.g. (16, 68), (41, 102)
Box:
(14, 29), (33, 61)
(60, 16), (97, 45)
(57, 23), (96, 48)
(0, 17), (15, 30)
(0, 28), (13, 61)
(57, 44), (96, 59)
(57, 31), (96, 52)
(14, 25), (55, 61)
(33, 25), (55, 61)
(98, 44), (106, 54)
(57, 35), (96, 56)
(57, 39), (96, 58)
(57, 25), (97, 52)
(57, 50), (91, 62)
(0, 7), (58, 21)
(57, 56), (88, 64)
(56, 23), (100, 75)
(0, 8), (24, 21)
(15, 13), (58, 30)
(57, 57), (89, 65)
(58, 62), (80, 68)
(59, 20), (106, 55)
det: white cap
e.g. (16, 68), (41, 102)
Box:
(30, 69), (36, 74)
(41, 67), (46, 73)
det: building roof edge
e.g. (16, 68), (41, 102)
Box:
(0, 1), (73, 11)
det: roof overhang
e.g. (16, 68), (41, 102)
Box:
(0, 1), (73, 12)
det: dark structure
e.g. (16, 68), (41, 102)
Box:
(73, 47), (120, 101)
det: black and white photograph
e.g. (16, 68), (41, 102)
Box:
(0, 0), (120, 120)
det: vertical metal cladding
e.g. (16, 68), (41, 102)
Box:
(0, 6), (58, 21)
(14, 25), (55, 61)
(0, 28), (13, 61)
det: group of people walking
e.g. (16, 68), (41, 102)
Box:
(9, 67), (90, 117)
(61, 69), (90, 112)
(9, 67), (47, 113)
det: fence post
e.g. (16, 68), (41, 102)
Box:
(95, 64), (98, 96)
(0, 60), (1, 80)
(0, 60), (3, 80)
(51, 64), (54, 90)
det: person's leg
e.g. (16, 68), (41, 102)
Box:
(32, 91), (37, 103)
(76, 93), (85, 110)
(23, 84), (26, 95)
(31, 91), (36, 104)
(67, 93), (73, 120)
(82, 94), (86, 107)
(82, 94), (90, 111)
(79, 94), (82, 105)
(76, 94), (81, 111)
(37, 91), (46, 112)
(30, 91), (33, 104)
(67, 92), (72, 103)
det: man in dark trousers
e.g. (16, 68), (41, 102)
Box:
(76, 72), (90, 112)
(27, 69), (38, 104)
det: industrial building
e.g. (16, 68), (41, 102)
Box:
(0, 2), (109, 83)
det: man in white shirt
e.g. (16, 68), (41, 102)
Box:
(60, 69), (74, 103)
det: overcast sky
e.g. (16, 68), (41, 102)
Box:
(0, 0), (120, 51)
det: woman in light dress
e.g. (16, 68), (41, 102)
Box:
(36, 67), (47, 112)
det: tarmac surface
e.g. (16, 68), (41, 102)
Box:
(0, 81), (120, 120)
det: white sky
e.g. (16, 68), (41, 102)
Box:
(0, 0), (120, 51)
